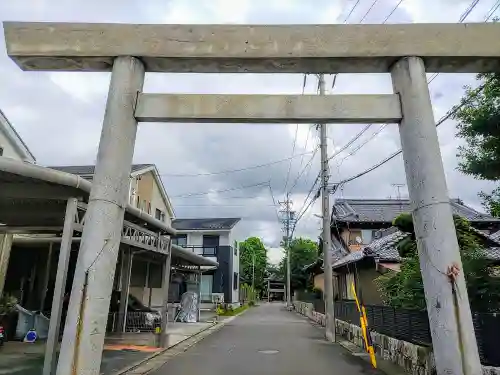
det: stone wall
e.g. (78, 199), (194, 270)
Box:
(293, 301), (500, 375)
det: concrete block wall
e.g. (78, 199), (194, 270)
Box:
(293, 301), (500, 375)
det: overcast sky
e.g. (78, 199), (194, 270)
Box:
(1, 0), (498, 264)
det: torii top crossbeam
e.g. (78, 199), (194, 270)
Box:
(4, 22), (500, 73)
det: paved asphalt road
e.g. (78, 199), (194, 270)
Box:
(152, 303), (382, 375)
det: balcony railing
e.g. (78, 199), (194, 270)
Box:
(174, 244), (218, 257)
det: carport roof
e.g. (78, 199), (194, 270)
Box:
(0, 157), (217, 267)
(0, 158), (174, 233)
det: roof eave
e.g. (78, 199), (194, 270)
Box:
(0, 108), (36, 163)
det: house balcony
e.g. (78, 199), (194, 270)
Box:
(176, 245), (219, 257)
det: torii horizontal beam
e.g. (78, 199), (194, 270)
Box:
(4, 22), (500, 73)
(134, 94), (402, 123)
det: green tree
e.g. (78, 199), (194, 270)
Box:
(239, 237), (267, 292)
(279, 237), (318, 292)
(453, 73), (500, 216)
(376, 213), (500, 312)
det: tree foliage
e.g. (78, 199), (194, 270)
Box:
(279, 237), (318, 292)
(376, 213), (500, 312)
(453, 73), (500, 216)
(239, 237), (268, 291)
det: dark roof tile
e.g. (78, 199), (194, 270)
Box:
(172, 218), (241, 231)
(332, 230), (405, 269)
(332, 198), (499, 224)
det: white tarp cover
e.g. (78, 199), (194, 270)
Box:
(175, 292), (198, 323)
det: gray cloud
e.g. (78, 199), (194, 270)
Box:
(1, 0), (499, 256)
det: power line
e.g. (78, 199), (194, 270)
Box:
(485, 0), (500, 19)
(287, 0), (407, 236)
(268, 183), (283, 224)
(284, 74), (308, 195)
(327, 124), (372, 161)
(289, 146), (319, 193)
(460, 0), (482, 22)
(428, 0), (486, 84)
(339, 124), (388, 162)
(359, 0), (380, 23)
(174, 195), (263, 200)
(342, 0), (362, 23)
(336, 83), (487, 186)
(334, 0), (488, 165)
(170, 181), (269, 198)
(160, 151), (314, 177)
(291, 177), (321, 235)
(298, 124), (315, 175)
(175, 203), (277, 207)
(383, 0), (405, 22)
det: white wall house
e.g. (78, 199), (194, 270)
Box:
(172, 218), (241, 305)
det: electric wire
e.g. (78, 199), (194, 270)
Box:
(160, 151), (314, 177)
(170, 181), (270, 198)
(335, 83), (487, 186)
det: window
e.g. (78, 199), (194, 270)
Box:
(202, 235), (219, 256)
(136, 195), (141, 209)
(361, 230), (373, 244)
(173, 234), (187, 247)
(0, 147), (3, 156)
(155, 209), (166, 222)
(234, 246), (238, 256)
(203, 247), (216, 256)
(147, 202), (151, 214)
(201, 274), (213, 302)
(348, 230), (362, 245)
(233, 272), (238, 290)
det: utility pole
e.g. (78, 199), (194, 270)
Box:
(318, 74), (336, 342)
(279, 194), (294, 308)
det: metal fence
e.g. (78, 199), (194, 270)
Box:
(301, 299), (500, 367)
(107, 311), (162, 333)
(334, 300), (431, 344)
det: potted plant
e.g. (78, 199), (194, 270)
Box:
(0, 294), (18, 342)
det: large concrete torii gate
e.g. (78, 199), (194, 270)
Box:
(4, 22), (500, 375)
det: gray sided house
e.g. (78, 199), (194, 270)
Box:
(171, 218), (241, 306)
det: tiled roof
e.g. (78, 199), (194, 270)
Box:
(332, 227), (500, 269)
(172, 218), (241, 231)
(332, 198), (500, 224)
(48, 164), (153, 178)
(486, 247), (500, 261)
(332, 230), (405, 269)
(490, 230), (500, 242)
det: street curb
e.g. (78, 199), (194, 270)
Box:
(113, 312), (244, 375)
(109, 322), (216, 375)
